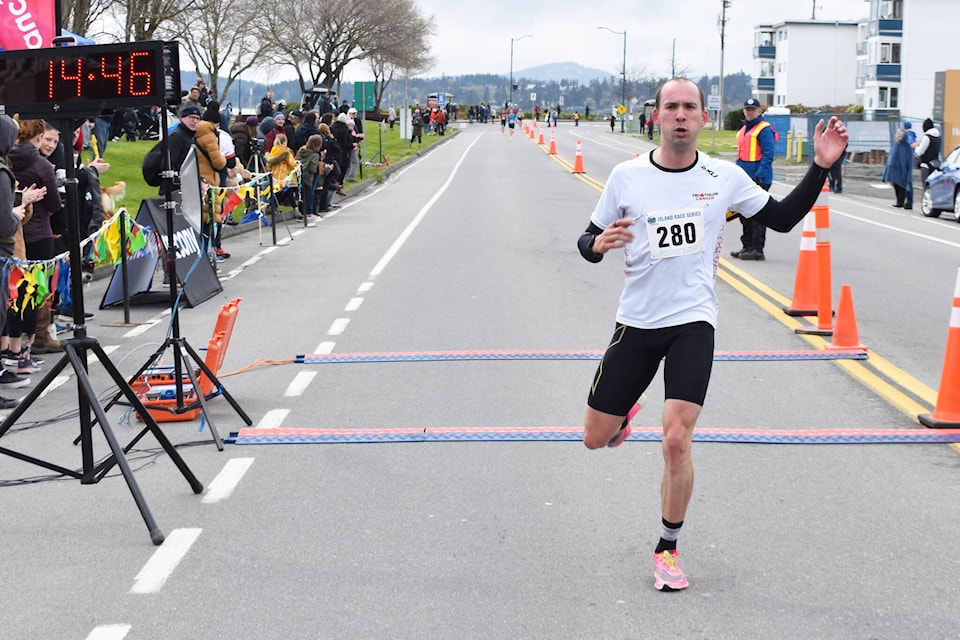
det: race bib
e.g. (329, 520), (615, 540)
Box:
(644, 208), (705, 260)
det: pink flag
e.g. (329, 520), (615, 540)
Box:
(0, 0), (57, 51)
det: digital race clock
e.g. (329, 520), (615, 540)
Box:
(0, 40), (181, 118)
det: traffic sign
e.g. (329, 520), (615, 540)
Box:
(707, 95), (721, 111)
(617, 105), (627, 115)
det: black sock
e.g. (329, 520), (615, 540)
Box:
(655, 518), (683, 553)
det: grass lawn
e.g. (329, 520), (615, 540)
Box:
(88, 123), (448, 218)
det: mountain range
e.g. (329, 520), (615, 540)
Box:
(513, 62), (614, 84)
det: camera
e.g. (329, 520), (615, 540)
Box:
(56, 168), (67, 194)
(250, 138), (265, 154)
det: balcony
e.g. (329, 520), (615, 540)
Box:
(867, 63), (902, 82)
(753, 45), (776, 59)
(756, 77), (775, 92)
(867, 18), (902, 37)
(856, 42), (867, 56)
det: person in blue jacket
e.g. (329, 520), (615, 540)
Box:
(731, 98), (777, 260)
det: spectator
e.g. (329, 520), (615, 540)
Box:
(883, 124), (914, 209)
(293, 111), (321, 152)
(7, 119), (62, 376)
(0, 114), (34, 399)
(915, 117), (942, 185)
(181, 87), (202, 112)
(231, 115), (259, 169)
(259, 90), (275, 120)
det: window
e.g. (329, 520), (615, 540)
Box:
(879, 87), (888, 107)
(889, 87), (899, 108)
(880, 42), (901, 63)
(879, 0), (902, 19)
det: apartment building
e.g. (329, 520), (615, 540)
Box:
(752, 19), (859, 108)
(753, 0), (960, 122)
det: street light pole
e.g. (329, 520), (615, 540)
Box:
(510, 34), (533, 110)
(597, 26), (626, 132)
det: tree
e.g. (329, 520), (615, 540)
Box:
(60, 0), (113, 37)
(264, 0), (432, 95)
(366, 10), (434, 112)
(115, 0), (188, 42)
(159, 0), (267, 104)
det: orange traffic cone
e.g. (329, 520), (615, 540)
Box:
(548, 131), (557, 155)
(783, 212), (818, 316)
(796, 186), (834, 336)
(572, 140), (585, 174)
(825, 284), (866, 351)
(920, 261), (960, 428)
(538, 128), (544, 145)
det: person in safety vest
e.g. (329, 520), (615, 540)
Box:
(731, 98), (778, 261)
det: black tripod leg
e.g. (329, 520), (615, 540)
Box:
(89, 342), (204, 495)
(0, 350), (72, 439)
(62, 343), (166, 545)
(175, 344), (224, 450)
(180, 338), (252, 425)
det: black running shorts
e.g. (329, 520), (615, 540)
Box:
(587, 321), (715, 416)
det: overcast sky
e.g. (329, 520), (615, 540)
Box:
(346, 0), (870, 82)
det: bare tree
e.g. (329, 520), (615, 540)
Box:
(264, 0), (433, 94)
(366, 5), (434, 112)
(114, 0), (188, 42)
(60, 0), (114, 37)
(160, 0), (267, 104)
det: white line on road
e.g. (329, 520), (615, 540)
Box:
(314, 341), (335, 354)
(123, 318), (162, 338)
(358, 282), (373, 293)
(85, 624), (131, 640)
(129, 528), (202, 594)
(369, 133), (483, 277)
(256, 408), (289, 429)
(37, 376), (70, 399)
(202, 458), (255, 503)
(328, 318), (349, 335)
(285, 371), (317, 397)
(345, 297), (364, 312)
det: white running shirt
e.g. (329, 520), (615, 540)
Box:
(590, 151), (770, 329)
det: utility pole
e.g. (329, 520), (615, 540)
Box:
(718, 0), (729, 131)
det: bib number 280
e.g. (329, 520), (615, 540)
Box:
(657, 223), (697, 248)
(644, 208), (705, 259)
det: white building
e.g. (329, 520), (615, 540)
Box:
(753, 0), (960, 121)
(857, 0), (960, 120)
(752, 19), (860, 108)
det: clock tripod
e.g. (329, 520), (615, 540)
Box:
(0, 40), (204, 545)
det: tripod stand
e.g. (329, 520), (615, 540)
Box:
(104, 107), (252, 448)
(0, 116), (203, 546)
(365, 119), (387, 165)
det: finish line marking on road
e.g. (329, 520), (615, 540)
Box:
(225, 426), (960, 446)
(294, 349), (868, 364)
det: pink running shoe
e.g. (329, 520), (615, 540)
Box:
(607, 394), (647, 448)
(654, 550), (689, 591)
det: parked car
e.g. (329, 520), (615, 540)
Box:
(921, 144), (960, 220)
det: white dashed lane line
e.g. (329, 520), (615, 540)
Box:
(129, 528), (202, 594)
(202, 458), (255, 504)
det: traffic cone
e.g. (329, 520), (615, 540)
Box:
(538, 128), (544, 145)
(572, 140), (585, 174)
(825, 284), (866, 351)
(548, 131), (557, 154)
(795, 186), (834, 336)
(920, 261), (960, 428)
(782, 212), (818, 316)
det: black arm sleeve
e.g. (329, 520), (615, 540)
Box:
(578, 221), (604, 263)
(750, 162), (830, 232)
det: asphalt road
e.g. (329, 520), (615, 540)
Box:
(2, 121), (960, 639)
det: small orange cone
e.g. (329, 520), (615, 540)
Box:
(548, 130), (557, 154)
(920, 261), (960, 428)
(825, 284), (866, 351)
(538, 128), (545, 145)
(783, 212), (819, 316)
(572, 140), (585, 174)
